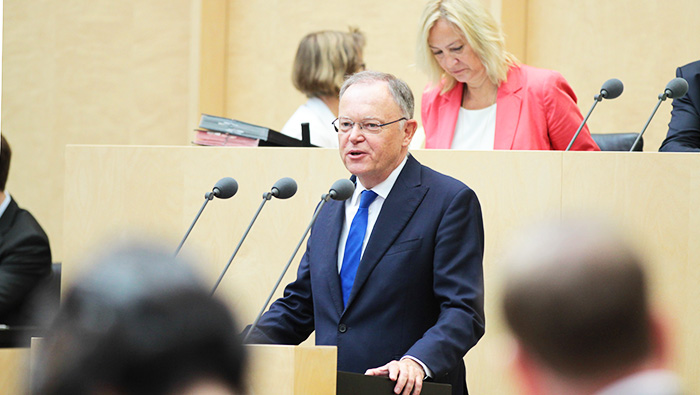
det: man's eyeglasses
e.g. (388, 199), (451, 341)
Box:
(331, 117), (407, 134)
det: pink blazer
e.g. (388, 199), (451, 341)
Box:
(421, 64), (600, 151)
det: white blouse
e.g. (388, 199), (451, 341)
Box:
(280, 97), (338, 148)
(450, 103), (497, 150)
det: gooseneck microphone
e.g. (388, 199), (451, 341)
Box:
(243, 178), (355, 342)
(566, 78), (624, 151)
(629, 77), (689, 152)
(210, 177), (298, 295)
(174, 177), (238, 256)
(205, 177), (239, 200)
(322, 178), (355, 202)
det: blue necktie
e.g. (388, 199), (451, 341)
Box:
(340, 190), (378, 307)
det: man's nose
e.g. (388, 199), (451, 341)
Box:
(347, 123), (365, 141)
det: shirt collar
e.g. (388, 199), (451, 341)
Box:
(0, 193), (11, 220)
(351, 155), (408, 204)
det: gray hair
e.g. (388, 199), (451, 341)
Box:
(339, 70), (415, 119)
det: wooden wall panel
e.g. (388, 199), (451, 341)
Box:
(2, 0), (200, 260)
(562, 152), (700, 387)
(63, 147), (700, 394)
(0, 349), (29, 395)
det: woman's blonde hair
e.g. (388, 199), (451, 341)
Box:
(292, 27), (366, 98)
(417, 0), (517, 93)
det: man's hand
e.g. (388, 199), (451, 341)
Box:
(365, 359), (424, 395)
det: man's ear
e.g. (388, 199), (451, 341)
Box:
(648, 309), (673, 367)
(402, 119), (418, 147)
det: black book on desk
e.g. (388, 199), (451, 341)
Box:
(337, 371), (451, 395)
(198, 114), (316, 147)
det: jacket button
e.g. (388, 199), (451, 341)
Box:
(338, 323), (347, 333)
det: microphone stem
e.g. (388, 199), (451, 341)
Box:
(211, 196), (271, 296)
(566, 98), (600, 151)
(630, 98), (663, 152)
(243, 198), (329, 343)
(174, 196), (212, 256)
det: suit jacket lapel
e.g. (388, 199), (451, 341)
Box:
(345, 156), (428, 309)
(494, 65), (524, 150)
(316, 196), (348, 316)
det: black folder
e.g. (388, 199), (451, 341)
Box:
(337, 371), (451, 395)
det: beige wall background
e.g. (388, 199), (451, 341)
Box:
(2, 0), (202, 260)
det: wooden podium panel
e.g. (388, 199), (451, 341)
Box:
(62, 147), (700, 394)
(246, 345), (336, 395)
(0, 348), (29, 395)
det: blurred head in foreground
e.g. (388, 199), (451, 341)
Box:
(32, 243), (247, 395)
(501, 218), (680, 395)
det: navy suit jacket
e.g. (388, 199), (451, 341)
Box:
(0, 198), (52, 325)
(660, 60), (700, 152)
(250, 155), (485, 395)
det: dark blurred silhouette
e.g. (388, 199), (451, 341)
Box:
(501, 218), (682, 395)
(32, 243), (247, 395)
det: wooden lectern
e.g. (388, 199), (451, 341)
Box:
(246, 345), (451, 395)
(246, 345), (337, 395)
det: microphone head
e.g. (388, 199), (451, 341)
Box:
(328, 179), (355, 201)
(212, 177), (238, 199)
(271, 177), (297, 199)
(600, 78), (623, 99)
(665, 77), (689, 99)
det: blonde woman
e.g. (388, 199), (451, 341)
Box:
(418, 0), (599, 150)
(281, 28), (365, 148)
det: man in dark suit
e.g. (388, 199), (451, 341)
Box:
(0, 135), (52, 325)
(247, 71), (485, 395)
(660, 60), (700, 152)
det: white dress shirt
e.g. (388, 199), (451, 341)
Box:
(337, 156), (407, 272)
(0, 193), (11, 220)
(596, 370), (682, 395)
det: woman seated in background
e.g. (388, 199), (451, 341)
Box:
(280, 28), (366, 148)
(417, 0), (599, 151)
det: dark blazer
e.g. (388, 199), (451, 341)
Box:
(0, 197), (52, 325)
(250, 155), (485, 395)
(660, 60), (700, 152)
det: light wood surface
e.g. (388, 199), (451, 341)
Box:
(62, 146), (700, 394)
(0, 348), (29, 395)
(246, 345), (337, 395)
(2, 0), (201, 260)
